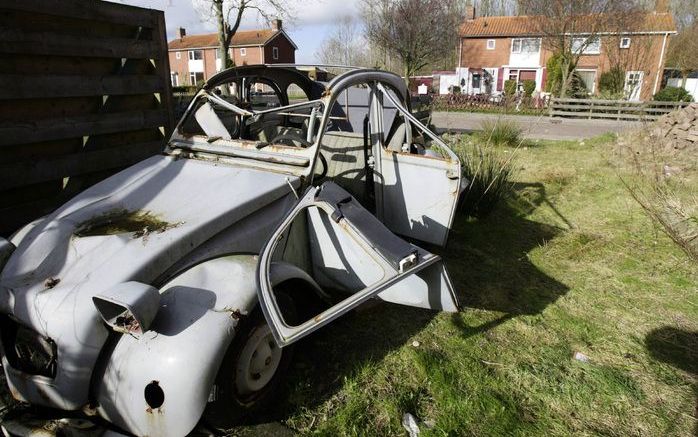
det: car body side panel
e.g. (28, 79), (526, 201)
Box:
(95, 255), (319, 437)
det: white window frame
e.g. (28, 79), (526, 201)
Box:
(175, 51), (181, 60)
(240, 47), (247, 56)
(188, 49), (203, 60)
(511, 38), (540, 54)
(170, 72), (178, 87)
(272, 46), (279, 60)
(620, 37), (631, 49)
(572, 36), (601, 55)
(486, 39), (496, 50)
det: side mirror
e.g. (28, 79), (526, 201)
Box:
(93, 282), (160, 335)
(0, 238), (15, 272)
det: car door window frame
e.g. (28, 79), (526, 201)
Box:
(256, 184), (443, 347)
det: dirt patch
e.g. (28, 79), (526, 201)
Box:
(75, 209), (180, 238)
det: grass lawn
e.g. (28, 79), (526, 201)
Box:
(251, 134), (697, 436)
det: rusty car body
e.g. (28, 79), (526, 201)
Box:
(0, 65), (463, 436)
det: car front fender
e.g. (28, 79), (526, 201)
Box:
(94, 254), (317, 437)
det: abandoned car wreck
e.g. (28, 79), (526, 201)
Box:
(0, 65), (464, 436)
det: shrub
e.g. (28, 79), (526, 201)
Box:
(450, 138), (517, 218)
(599, 67), (625, 95)
(567, 71), (589, 98)
(653, 86), (693, 102)
(545, 53), (565, 95)
(477, 119), (523, 147)
(522, 79), (536, 96)
(504, 80), (517, 96)
(450, 85), (461, 94)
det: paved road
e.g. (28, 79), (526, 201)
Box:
(432, 111), (642, 141)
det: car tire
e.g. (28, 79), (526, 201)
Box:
(203, 292), (296, 430)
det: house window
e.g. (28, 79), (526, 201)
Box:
(188, 50), (203, 60)
(511, 38), (540, 54)
(240, 48), (247, 56)
(175, 51), (181, 60)
(215, 49), (220, 59)
(486, 39), (496, 50)
(272, 46), (279, 60)
(576, 69), (597, 93)
(572, 36), (601, 55)
(620, 37), (631, 49)
(189, 72), (204, 86)
(170, 72), (178, 86)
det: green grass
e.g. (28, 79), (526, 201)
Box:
(251, 134), (698, 436)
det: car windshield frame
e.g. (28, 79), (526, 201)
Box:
(167, 88), (328, 177)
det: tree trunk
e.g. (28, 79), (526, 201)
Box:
(214, 0), (231, 72)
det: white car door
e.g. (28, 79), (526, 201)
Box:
(256, 182), (459, 347)
(373, 85), (462, 247)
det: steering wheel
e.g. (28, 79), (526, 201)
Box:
(270, 133), (328, 181)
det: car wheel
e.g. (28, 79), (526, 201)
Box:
(203, 293), (296, 430)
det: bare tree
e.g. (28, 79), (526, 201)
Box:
(666, 23), (698, 87)
(315, 16), (370, 67)
(194, 0), (293, 72)
(518, 0), (641, 98)
(476, 0), (518, 16)
(362, 0), (462, 86)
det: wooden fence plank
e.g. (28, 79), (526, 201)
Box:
(0, 110), (168, 146)
(0, 0), (157, 28)
(0, 29), (160, 59)
(550, 110), (653, 120)
(0, 141), (163, 189)
(550, 98), (690, 121)
(0, 74), (164, 99)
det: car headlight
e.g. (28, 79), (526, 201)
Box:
(0, 317), (57, 378)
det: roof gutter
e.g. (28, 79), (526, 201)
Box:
(459, 30), (677, 38)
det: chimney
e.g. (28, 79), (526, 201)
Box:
(655, 0), (669, 13)
(177, 27), (186, 39)
(465, 0), (475, 21)
(271, 19), (282, 31)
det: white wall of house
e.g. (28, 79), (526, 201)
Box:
(439, 71), (462, 94)
(188, 59), (204, 73)
(668, 77), (698, 102)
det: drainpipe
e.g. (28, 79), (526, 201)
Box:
(652, 32), (668, 96)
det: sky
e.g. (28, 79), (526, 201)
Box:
(112, 0), (361, 63)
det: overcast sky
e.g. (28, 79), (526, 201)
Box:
(112, 0), (360, 63)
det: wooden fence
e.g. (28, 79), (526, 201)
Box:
(0, 0), (174, 236)
(549, 98), (691, 121)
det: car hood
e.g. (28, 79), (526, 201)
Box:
(2, 154), (295, 319)
(0, 154), (296, 408)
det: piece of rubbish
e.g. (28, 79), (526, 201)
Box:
(573, 352), (590, 362)
(412, 341), (420, 347)
(402, 413), (420, 437)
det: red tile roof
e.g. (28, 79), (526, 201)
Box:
(168, 29), (277, 49)
(459, 12), (676, 37)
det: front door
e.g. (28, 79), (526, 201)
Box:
(256, 182), (459, 347)
(625, 71), (644, 101)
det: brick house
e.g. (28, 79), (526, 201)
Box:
(168, 19), (297, 86)
(452, 2), (676, 100)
